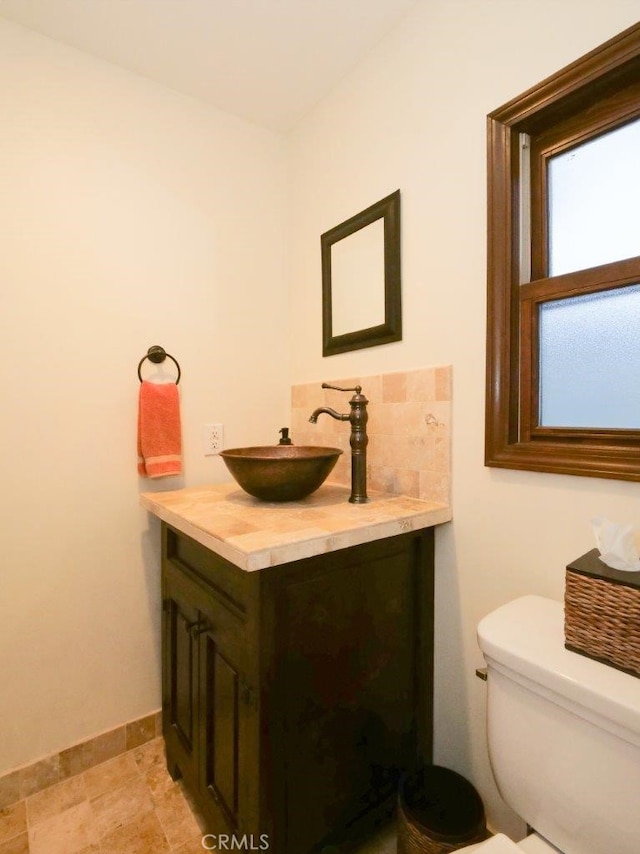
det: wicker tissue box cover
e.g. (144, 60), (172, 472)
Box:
(565, 548), (640, 678)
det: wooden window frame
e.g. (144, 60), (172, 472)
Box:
(485, 22), (640, 481)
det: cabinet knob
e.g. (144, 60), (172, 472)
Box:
(186, 619), (211, 639)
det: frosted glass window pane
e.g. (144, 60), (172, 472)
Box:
(539, 284), (640, 428)
(548, 117), (640, 276)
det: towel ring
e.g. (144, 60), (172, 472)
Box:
(137, 346), (181, 384)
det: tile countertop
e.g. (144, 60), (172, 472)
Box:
(140, 482), (452, 572)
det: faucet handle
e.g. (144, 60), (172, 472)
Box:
(321, 382), (362, 394)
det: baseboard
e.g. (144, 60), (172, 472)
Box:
(0, 709), (162, 809)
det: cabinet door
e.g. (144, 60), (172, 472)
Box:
(163, 559), (257, 837)
(197, 619), (257, 836)
(162, 563), (201, 785)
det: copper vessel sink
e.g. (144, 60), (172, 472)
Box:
(220, 445), (343, 502)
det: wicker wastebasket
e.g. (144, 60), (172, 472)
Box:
(398, 766), (488, 854)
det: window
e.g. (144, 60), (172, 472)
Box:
(485, 23), (640, 480)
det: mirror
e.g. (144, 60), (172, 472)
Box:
(321, 190), (401, 356)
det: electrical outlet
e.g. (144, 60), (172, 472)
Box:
(204, 423), (224, 455)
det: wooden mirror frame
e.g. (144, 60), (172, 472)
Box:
(321, 190), (401, 357)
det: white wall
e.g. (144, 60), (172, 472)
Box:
(0, 18), (289, 774)
(289, 0), (640, 838)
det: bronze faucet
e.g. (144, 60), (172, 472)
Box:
(309, 383), (368, 503)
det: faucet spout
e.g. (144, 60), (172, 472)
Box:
(308, 407), (350, 424)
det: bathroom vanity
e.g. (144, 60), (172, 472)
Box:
(141, 483), (450, 853)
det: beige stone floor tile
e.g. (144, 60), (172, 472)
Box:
(11, 734), (399, 854)
(0, 802), (26, 846)
(131, 737), (165, 776)
(26, 774), (86, 826)
(137, 741), (170, 780)
(142, 760), (178, 802)
(153, 786), (202, 849)
(90, 778), (154, 839)
(177, 784), (208, 833)
(29, 800), (95, 854)
(0, 831), (29, 854)
(13, 734), (213, 854)
(84, 753), (140, 801)
(172, 836), (208, 854)
(99, 811), (170, 854)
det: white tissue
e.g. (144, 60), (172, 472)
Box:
(591, 515), (640, 572)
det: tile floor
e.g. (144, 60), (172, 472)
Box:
(0, 737), (206, 854)
(0, 735), (398, 854)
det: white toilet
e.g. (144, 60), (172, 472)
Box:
(459, 595), (640, 854)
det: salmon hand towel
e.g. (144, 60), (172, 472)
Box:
(137, 381), (182, 478)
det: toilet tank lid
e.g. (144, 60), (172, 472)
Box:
(477, 595), (640, 740)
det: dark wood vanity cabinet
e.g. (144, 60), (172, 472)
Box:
(161, 522), (435, 853)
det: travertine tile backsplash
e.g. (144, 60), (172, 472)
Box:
(291, 366), (451, 504)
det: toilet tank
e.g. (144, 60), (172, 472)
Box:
(478, 595), (640, 854)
